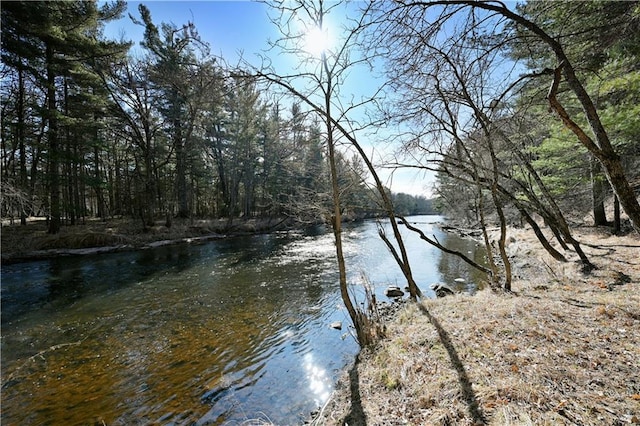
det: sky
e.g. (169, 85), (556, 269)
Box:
(103, 1), (438, 198)
(105, 1), (276, 62)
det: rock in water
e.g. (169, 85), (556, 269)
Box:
(385, 286), (404, 298)
(430, 283), (455, 298)
(330, 321), (342, 330)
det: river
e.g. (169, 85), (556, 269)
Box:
(0, 215), (485, 425)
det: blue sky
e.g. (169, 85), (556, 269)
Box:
(103, 1), (436, 197)
(104, 1), (275, 60)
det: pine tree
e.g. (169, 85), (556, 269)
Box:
(134, 4), (213, 219)
(2, 1), (128, 232)
(510, 0), (640, 230)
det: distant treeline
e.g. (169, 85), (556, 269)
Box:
(390, 193), (438, 217)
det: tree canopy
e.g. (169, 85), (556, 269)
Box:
(3, 1), (421, 232)
(2, 0), (637, 259)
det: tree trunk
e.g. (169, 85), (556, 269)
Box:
(18, 66), (28, 225)
(519, 207), (567, 262)
(46, 44), (61, 234)
(544, 48), (640, 233)
(347, 145), (422, 300)
(599, 154), (639, 232)
(326, 94), (361, 345)
(143, 123), (155, 226)
(613, 195), (621, 234)
(317, 40), (371, 346)
(492, 191), (512, 291)
(94, 144), (105, 218)
(174, 120), (189, 219)
(591, 158), (607, 226)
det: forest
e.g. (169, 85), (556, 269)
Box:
(2, 1), (638, 236)
(3, 0), (639, 331)
(1, 1), (435, 234)
(2, 0), (637, 277)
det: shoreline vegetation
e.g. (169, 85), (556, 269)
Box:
(0, 216), (321, 264)
(311, 224), (640, 426)
(0, 211), (438, 264)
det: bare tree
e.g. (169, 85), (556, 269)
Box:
(252, 0), (430, 345)
(98, 57), (163, 227)
(366, 1), (598, 289)
(386, 0), (640, 233)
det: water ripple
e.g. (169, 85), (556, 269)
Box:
(1, 216), (484, 425)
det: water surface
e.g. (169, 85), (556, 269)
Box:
(1, 216), (485, 425)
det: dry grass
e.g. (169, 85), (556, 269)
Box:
(314, 226), (640, 425)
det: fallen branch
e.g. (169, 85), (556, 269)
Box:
(2, 325), (99, 389)
(398, 216), (493, 276)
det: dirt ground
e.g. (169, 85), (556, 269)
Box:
(311, 225), (640, 426)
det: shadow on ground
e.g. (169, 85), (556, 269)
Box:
(418, 303), (487, 425)
(342, 353), (367, 425)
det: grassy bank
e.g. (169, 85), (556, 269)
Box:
(0, 216), (295, 263)
(313, 226), (640, 425)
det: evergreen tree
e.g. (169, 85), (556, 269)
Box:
(1, 1), (128, 232)
(134, 4), (213, 219)
(510, 0), (640, 230)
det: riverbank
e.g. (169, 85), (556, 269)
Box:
(312, 225), (640, 425)
(0, 216), (299, 264)
(3, 217), (638, 424)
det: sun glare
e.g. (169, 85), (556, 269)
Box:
(304, 26), (331, 57)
